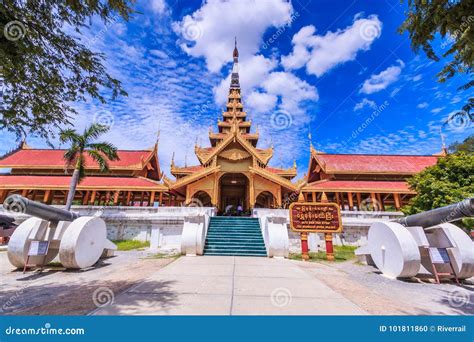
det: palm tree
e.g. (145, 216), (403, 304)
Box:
(60, 123), (119, 210)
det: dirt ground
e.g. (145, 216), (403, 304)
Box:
(295, 259), (473, 315)
(0, 250), (472, 315)
(0, 250), (176, 315)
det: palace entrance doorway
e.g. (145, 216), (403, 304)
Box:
(219, 173), (248, 214)
(255, 191), (276, 208)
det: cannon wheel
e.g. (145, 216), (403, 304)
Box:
(59, 216), (106, 269)
(421, 223), (474, 279)
(7, 217), (59, 268)
(368, 221), (421, 278)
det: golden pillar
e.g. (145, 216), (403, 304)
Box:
(149, 191), (156, 206)
(393, 193), (401, 211)
(347, 192), (353, 210)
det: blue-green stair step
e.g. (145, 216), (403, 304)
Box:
(204, 217), (267, 257)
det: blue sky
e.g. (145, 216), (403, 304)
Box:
(0, 0), (472, 178)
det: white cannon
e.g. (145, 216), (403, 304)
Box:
(4, 195), (116, 269)
(357, 199), (474, 280)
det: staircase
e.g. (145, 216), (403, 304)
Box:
(204, 217), (267, 256)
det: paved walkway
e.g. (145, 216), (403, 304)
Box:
(93, 256), (367, 315)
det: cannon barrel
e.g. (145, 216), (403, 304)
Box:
(3, 195), (79, 222)
(394, 198), (474, 228)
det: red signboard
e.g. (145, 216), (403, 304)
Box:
(289, 202), (342, 233)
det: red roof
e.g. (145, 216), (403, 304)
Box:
(313, 154), (438, 174)
(0, 175), (166, 190)
(172, 165), (204, 173)
(0, 149), (155, 170)
(266, 167), (295, 175)
(305, 180), (413, 193)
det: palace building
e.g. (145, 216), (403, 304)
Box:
(300, 146), (442, 211)
(0, 141), (170, 206)
(168, 41), (298, 213)
(0, 42), (443, 211)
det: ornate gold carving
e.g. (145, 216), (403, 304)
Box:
(219, 148), (251, 161)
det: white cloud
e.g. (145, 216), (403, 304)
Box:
(450, 96), (462, 104)
(431, 107), (444, 114)
(261, 71), (318, 115)
(150, 49), (168, 59)
(412, 74), (422, 82)
(282, 14), (382, 77)
(354, 98), (377, 111)
(417, 102), (428, 109)
(214, 59), (318, 117)
(172, 0), (317, 169)
(172, 0), (293, 72)
(246, 91), (278, 113)
(360, 59), (405, 94)
(150, 0), (166, 14)
(214, 55), (277, 105)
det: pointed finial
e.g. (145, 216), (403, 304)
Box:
(171, 152), (175, 167)
(293, 159), (297, 168)
(233, 37), (238, 58)
(308, 131), (313, 148)
(439, 127), (448, 155)
(185, 152), (188, 167)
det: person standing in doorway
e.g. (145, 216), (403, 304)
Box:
(237, 203), (243, 216)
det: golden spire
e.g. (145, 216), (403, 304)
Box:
(439, 127), (448, 156)
(171, 152), (175, 168)
(230, 37), (240, 89)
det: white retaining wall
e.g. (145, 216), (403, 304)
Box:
(1, 206), (402, 253)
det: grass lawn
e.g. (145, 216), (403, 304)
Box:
(289, 245), (357, 262)
(142, 253), (181, 260)
(112, 240), (150, 251)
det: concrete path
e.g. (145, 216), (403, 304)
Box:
(93, 256), (367, 315)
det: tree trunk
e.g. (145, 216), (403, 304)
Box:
(65, 168), (80, 210)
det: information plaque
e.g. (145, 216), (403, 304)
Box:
(289, 202), (342, 233)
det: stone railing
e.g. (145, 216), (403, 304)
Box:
(2, 205), (404, 254)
